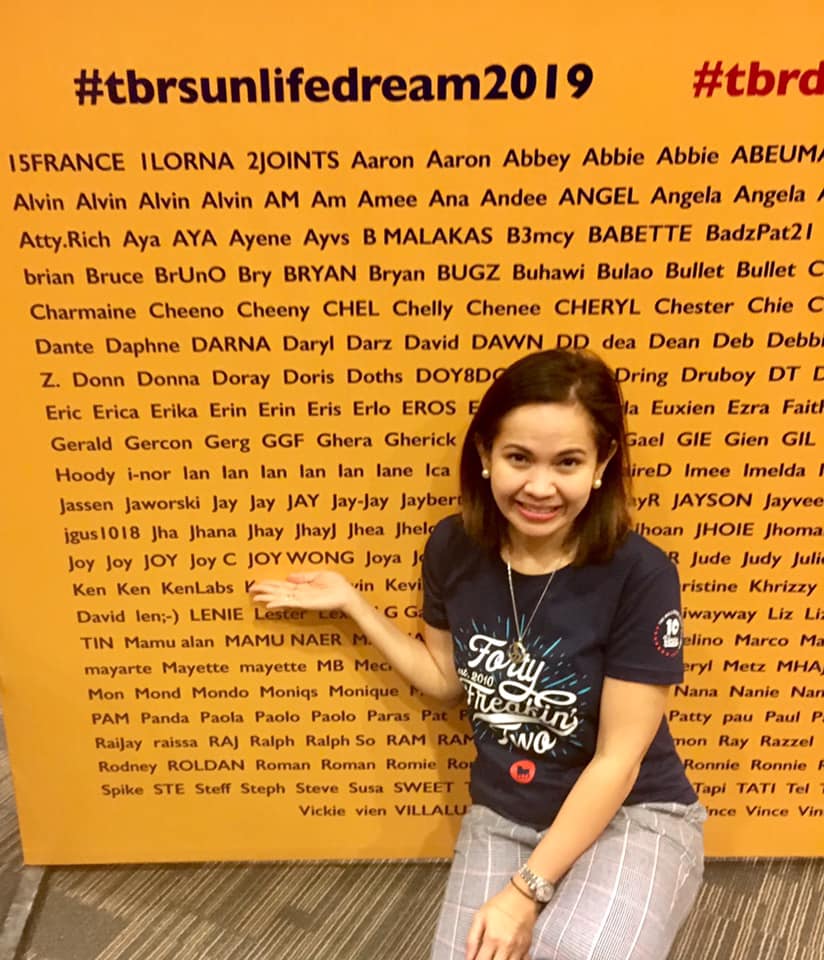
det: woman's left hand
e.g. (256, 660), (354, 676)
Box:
(466, 884), (540, 960)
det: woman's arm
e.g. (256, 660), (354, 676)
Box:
(465, 677), (669, 960)
(524, 677), (669, 882)
(249, 570), (464, 704)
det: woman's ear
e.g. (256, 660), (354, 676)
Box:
(594, 440), (617, 486)
(600, 439), (618, 469)
(474, 436), (490, 473)
(595, 440), (618, 487)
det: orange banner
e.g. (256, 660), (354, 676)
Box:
(0, 0), (821, 862)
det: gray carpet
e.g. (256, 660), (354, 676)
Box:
(1, 717), (822, 959)
(13, 857), (824, 960)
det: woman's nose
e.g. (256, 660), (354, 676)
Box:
(523, 469), (557, 497)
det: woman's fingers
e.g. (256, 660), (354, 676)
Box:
(465, 913), (485, 960)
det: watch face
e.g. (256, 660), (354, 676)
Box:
(519, 866), (554, 902)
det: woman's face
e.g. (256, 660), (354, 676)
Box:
(478, 402), (610, 555)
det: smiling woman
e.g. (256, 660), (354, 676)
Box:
(424, 351), (704, 960)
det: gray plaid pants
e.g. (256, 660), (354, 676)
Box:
(431, 801), (706, 960)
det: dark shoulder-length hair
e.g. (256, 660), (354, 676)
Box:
(459, 349), (632, 565)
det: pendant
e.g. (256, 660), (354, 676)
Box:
(507, 639), (526, 665)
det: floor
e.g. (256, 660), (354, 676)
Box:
(0, 719), (822, 960)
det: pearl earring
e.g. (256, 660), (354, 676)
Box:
(481, 468), (490, 479)
(593, 478), (602, 489)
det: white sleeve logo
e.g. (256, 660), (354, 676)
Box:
(653, 610), (683, 657)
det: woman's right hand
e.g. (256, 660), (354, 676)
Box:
(249, 570), (356, 613)
(251, 570), (463, 703)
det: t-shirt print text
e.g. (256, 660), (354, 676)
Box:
(459, 632), (585, 754)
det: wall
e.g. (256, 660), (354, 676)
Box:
(0, 0), (821, 862)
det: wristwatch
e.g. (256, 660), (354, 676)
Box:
(517, 864), (556, 903)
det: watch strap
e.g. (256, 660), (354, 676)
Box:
(509, 878), (538, 903)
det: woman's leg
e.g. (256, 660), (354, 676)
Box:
(532, 802), (706, 960)
(430, 805), (542, 960)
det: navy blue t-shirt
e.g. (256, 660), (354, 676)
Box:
(422, 515), (697, 829)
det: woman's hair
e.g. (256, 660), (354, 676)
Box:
(459, 349), (632, 564)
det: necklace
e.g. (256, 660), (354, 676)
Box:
(505, 561), (558, 665)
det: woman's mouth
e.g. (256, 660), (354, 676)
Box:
(515, 501), (561, 522)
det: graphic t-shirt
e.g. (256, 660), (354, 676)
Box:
(422, 515), (697, 829)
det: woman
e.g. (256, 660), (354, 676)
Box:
(251, 349), (704, 960)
